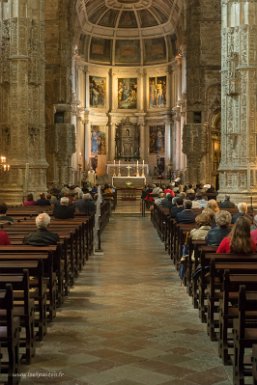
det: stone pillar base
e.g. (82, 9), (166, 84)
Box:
(217, 191), (257, 208)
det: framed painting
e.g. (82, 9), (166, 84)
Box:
(149, 125), (165, 154)
(149, 76), (166, 108)
(89, 76), (106, 108)
(91, 126), (106, 156)
(118, 78), (137, 109)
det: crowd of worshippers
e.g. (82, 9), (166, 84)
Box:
(0, 183), (115, 246)
(147, 182), (257, 255)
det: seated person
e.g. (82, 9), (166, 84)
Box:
(35, 193), (51, 206)
(53, 197), (75, 219)
(0, 230), (10, 245)
(159, 193), (173, 209)
(190, 212), (212, 240)
(170, 197), (184, 218)
(219, 194), (236, 209)
(217, 216), (256, 254)
(175, 200), (196, 223)
(23, 213), (59, 246)
(206, 199), (220, 214)
(205, 210), (231, 246)
(231, 202), (251, 224)
(154, 192), (165, 206)
(74, 193), (96, 216)
(192, 193), (207, 209)
(23, 193), (36, 206)
(251, 214), (257, 244)
(0, 201), (14, 223)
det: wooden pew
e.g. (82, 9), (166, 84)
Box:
(0, 260), (46, 341)
(219, 271), (257, 365)
(252, 344), (257, 385)
(207, 258), (257, 341)
(233, 286), (257, 385)
(0, 284), (20, 385)
(0, 271), (35, 364)
(0, 246), (59, 319)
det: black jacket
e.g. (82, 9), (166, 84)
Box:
(53, 204), (75, 219)
(175, 209), (196, 223)
(23, 228), (60, 246)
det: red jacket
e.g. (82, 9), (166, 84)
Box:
(0, 231), (10, 245)
(216, 236), (256, 253)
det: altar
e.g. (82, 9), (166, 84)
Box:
(112, 176), (146, 188)
(107, 161), (148, 188)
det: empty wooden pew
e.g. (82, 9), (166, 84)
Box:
(233, 286), (257, 385)
(0, 284), (20, 385)
(0, 271), (35, 364)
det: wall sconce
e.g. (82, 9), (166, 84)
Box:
(0, 155), (10, 173)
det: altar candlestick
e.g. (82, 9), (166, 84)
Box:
(114, 159), (115, 165)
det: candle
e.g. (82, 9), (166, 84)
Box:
(114, 159), (116, 165)
(143, 159), (144, 166)
(137, 160), (138, 167)
(119, 160), (120, 166)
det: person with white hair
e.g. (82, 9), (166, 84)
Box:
(53, 196), (75, 219)
(231, 202), (251, 224)
(74, 193), (96, 216)
(23, 213), (60, 246)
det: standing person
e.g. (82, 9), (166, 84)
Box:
(217, 216), (256, 254)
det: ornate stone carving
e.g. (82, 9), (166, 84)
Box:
(28, 127), (40, 145)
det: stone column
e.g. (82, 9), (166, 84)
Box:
(0, 0), (47, 204)
(135, 113), (146, 160)
(219, 0), (257, 203)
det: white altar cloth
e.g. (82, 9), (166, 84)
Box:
(112, 176), (146, 188)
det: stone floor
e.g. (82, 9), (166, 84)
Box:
(19, 213), (233, 385)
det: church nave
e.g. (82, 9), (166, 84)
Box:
(20, 216), (232, 385)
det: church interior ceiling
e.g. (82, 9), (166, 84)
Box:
(76, 0), (182, 65)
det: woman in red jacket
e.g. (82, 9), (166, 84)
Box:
(216, 216), (256, 254)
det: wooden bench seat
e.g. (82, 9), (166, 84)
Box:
(0, 260), (46, 341)
(233, 286), (257, 385)
(219, 271), (257, 365)
(207, 258), (257, 341)
(0, 284), (20, 385)
(0, 271), (35, 364)
(0, 247), (58, 319)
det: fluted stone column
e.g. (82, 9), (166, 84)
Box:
(219, 0), (257, 203)
(0, 0), (47, 204)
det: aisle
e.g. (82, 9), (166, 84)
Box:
(21, 216), (232, 385)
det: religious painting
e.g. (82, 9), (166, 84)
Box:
(149, 76), (166, 108)
(91, 126), (106, 156)
(156, 157), (165, 177)
(115, 40), (140, 65)
(90, 37), (112, 64)
(144, 38), (166, 64)
(118, 78), (137, 109)
(149, 125), (165, 154)
(89, 76), (106, 108)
